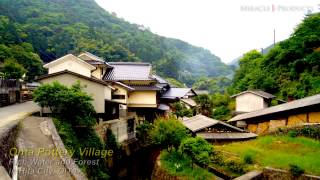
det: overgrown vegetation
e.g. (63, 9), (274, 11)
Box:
(33, 81), (96, 127)
(136, 121), (154, 145)
(160, 150), (215, 180)
(289, 164), (305, 177)
(149, 116), (247, 178)
(171, 102), (194, 118)
(272, 125), (320, 140)
(150, 117), (190, 151)
(216, 135), (320, 175)
(34, 82), (110, 179)
(179, 137), (213, 167)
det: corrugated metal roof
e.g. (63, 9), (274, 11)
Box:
(152, 74), (168, 84)
(196, 132), (257, 140)
(228, 93), (320, 122)
(161, 88), (196, 99)
(158, 104), (170, 111)
(182, 114), (244, 132)
(231, 90), (275, 99)
(194, 90), (209, 95)
(104, 62), (154, 81)
(181, 98), (197, 107)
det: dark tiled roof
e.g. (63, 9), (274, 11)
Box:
(229, 93), (320, 122)
(182, 114), (244, 132)
(161, 88), (197, 99)
(37, 70), (114, 90)
(129, 85), (161, 91)
(104, 62), (155, 81)
(78, 52), (111, 67)
(231, 90), (276, 99)
(84, 60), (107, 65)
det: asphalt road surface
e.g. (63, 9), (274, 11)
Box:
(0, 101), (40, 128)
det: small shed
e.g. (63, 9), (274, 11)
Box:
(182, 114), (257, 143)
(231, 90), (275, 113)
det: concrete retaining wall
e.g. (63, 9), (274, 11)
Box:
(0, 121), (19, 177)
(46, 118), (88, 180)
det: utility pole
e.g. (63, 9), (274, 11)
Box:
(273, 29), (276, 46)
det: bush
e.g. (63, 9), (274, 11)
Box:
(226, 160), (245, 174)
(33, 81), (96, 127)
(151, 117), (189, 151)
(171, 102), (193, 118)
(289, 164), (305, 177)
(179, 137), (214, 166)
(243, 154), (254, 164)
(288, 130), (298, 137)
(136, 121), (153, 144)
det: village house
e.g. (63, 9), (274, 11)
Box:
(230, 90), (276, 114)
(0, 78), (21, 106)
(182, 114), (257, 143)
(37, 52), (198, 143)
(161, 88), (197, 109)
(228, 93), (320, 134)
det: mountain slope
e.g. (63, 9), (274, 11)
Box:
(231, 13), (320, 99)
(0, 0), (232, 84)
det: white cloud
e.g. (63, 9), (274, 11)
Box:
(95, 0), (319, 63)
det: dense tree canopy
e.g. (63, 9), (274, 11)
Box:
(0, 16), (43, 80)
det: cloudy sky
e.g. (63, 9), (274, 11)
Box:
(95, 0), (319, 63)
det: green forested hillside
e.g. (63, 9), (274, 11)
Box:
(231, 13), (320, 100)
(0, 0), (231, 84)
(193, 13), (320, 121)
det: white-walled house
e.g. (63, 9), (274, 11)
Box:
(39, 54), (115, 114)
(231, 90), (275, 113)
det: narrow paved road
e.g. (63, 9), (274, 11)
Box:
(17, 116), (73, 180)
(0, 101), (40, 128)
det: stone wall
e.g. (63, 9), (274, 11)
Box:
(46, 117), (87, 180)
(234, 167), (320, 180)
(0, 121), (19, 177)
(245, 111), (320, 135)
(262, 167), (320, 180)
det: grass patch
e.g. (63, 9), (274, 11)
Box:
(160, 150), (216, 180)
(216, 135), (320, 175)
